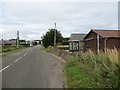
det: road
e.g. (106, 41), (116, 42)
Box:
(1, 45), (64, 88)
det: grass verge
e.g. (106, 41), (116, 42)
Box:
(0, 45), (28, 57)
(40, 46), (51, 52)
(64, 49), (119, 88)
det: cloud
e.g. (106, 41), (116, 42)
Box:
(1, 0), (119, 2)
(0, 2), (118, 40)
(0, 28), (4, 33)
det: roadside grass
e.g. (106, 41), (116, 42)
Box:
(65, 49), (119, 88)
(40, 46), (51, 52)
(40, 45), (69, 52)
(1, 48), (23, 56)
(0, 45), (28, 56)
(105, 48), (118, 64)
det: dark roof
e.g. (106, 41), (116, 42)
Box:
(84, 29), (119, 39)
(93, 30), (119, 37)
(1, 39), (16, 44)
(69, 34), (86, 41)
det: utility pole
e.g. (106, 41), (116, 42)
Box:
(54, 23), (56, 46)
(17, 31), (19, 48)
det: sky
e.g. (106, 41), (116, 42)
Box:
(0, 0), (119, 40)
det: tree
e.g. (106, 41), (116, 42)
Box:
(42, 28), (63, 48)
(62, 37), (70, 45)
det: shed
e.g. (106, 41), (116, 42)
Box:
(83, 29), (120, 53)
(69, 34), (86, 52)
(1, 39), (17, 45)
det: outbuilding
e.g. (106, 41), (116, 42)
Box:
(69, 34), (86, 52)
(83, 29), (119, 53)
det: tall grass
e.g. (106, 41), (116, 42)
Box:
(40, 46), (51, 52)
(65, 49), (119, 88)
(0, 45), (28, 56)
(2, 45), (25, 52)
(105, 48), (118, 64)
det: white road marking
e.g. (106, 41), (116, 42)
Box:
(0, 51), (28, 72)
(0, 65), (9, 72)
(14, 56), (22, 62)
(23, 53), (27, 56)
(0, 56), (23, 72)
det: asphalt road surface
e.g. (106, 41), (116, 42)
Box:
(1, 45), (64, 88)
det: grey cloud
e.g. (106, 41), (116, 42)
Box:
(0, 2), (118, 40)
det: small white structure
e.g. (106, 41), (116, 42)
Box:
(69, 34), (86, 52)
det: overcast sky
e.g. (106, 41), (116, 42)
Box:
(0, 0), (119, 40)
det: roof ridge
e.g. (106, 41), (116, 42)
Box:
(92, 29), (119, 31)
(71, 33), (86, 34)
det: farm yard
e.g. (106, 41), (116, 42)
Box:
(56, 30), (119, 88)
(41, 29), (119, 88)
(35, 28), (120, 88)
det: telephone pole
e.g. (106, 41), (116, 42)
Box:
(97, 34), (99, 54)
(54, 23), (56, 46)
(17, 31), (19, 48)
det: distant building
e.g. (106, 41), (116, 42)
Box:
(1, 39), (17, 45)
(0, 39), (31, 47)
(19, 40), (26, 45)
(34, 40), (41, 45)
(69, 34), (86, 52)
(83, 29), (120, 53)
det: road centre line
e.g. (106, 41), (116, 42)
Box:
(14, 56), (22, 62)
(14, 53), (28, 62)
(24, 53), (27, 56)
(0, 56), (23, 72)
(0, 52), (28, 72)
(0, 65), (10, 73)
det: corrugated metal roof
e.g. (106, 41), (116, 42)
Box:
(69, 34), (86, 41)
(92, 29), (119, 37)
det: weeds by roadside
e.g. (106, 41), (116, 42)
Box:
(65, 49), (119, 88)
(0, 45), (28, 56)
(40, 46), (51, 52)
